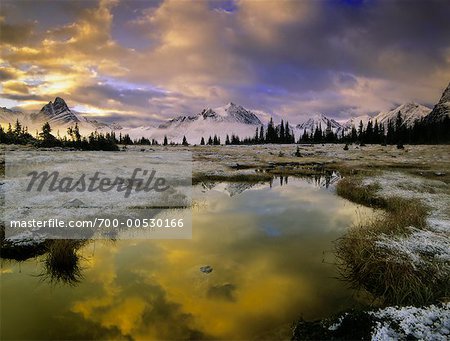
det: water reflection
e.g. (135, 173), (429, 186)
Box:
(40, 240), (86, 285)
(1, 177), (371, 340)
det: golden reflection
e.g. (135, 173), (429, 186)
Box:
(1, 178), (373, 340)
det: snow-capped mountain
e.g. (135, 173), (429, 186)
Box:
(0, 97), (115, 135)
(132, 102), (263, 143)
(39, 97), (81, 125)
(159, 102), (261, 129)
(426, 82), (450, 122)
(342, 114), (373, 131)
(296, 113), (343, 134)
(0, 107), (29, 125)
(374, 102), (431, 128)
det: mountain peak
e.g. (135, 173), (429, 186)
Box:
(375, 102), (431, 127)
(426, 82), (450, 122)
(54, 96), (67, 105)
(296, 113), (343, 133)
(39, 97), (79, 124)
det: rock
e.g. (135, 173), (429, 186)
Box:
(343, 144), (349, 151)
(62, 199), (86, 208)
(200, 265), (213, 274)
(434, 172), (446, 176)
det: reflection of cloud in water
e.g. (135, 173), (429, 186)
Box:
(207, 283), (237, 302)
(71, 242), (208, 340)
(2, 175), (375, 340)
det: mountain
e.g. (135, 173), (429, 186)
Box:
(342, 114), (373, 131)
(134, 102), (263, 143)
(426, 82), (450, 122)
(159, 103), (261, 129)
(296, 113), (343, 134)
(374, 103), (431, 128)
(0, 97), (116, 134)
(39, 97), (80, 125)
(0, 107), (29, 125)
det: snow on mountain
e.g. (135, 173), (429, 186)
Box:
(130, 102), (263, 143)
(0, 98), (117, 135)
(295, 113), (343, 135)
(39, 97), (81, 125)
(0, 107), (29, 125)
(206, 102), (262, 124)
(342, 114), (373, 131)
(374, 102), (431, 128)
(426, 82), (450, 122)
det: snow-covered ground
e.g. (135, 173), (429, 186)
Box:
(371, 303), (450, 340)
(360, 171), (450, 285)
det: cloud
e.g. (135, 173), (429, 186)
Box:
(0, 0), (449, 125)
(2, 80), (29, 94)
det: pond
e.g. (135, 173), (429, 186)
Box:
(1, 176), (372, 340)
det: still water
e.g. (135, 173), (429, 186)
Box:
(1, 177), (371, 340)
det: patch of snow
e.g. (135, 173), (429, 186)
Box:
(328, 313), (348, 331)
(375, 227), (450, 271)
(371, 303), (450, 341)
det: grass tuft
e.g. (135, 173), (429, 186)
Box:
(41, 240), (85, 285)
(334, 179), (445, 305)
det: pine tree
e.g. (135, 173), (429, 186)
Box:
(182, 136), (188, 146)
(259, 125), (265, 143)
(373, 120), (380, 144)
(14, 119), (22, 136)
(280, 119), (285, 143)
(200, 137), (205, 145)
(163, 135), (168, 146)
(358, 120), (364, 142)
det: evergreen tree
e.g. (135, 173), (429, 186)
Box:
(163, 135), (168, 146)
(259, 125), (265, 143)
(200, 137), (205, 145)
(280, 119), (285, 143)
(182, 135), (188, 146)
(266, 117), (276, 143)
(358, 120), (364, 142)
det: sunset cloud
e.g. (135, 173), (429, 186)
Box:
(1, 0), (449, 125)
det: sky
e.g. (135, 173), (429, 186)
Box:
(1, 0), (450, 126)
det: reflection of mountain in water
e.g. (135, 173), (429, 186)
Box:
(201, 182), (259, 196)
(198, 171), (341, 197)
(269, 173), (340, 189)
(304, 172), (341, 189)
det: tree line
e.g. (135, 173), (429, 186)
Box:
(0, 120), (119, 151)
(1, 112), (448, 149)
(297, 112), (449, 145)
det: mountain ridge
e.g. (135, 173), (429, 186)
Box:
(1, 85), (447, 142)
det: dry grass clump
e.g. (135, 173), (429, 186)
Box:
(42, 239), (85, 285)
(336, 178), (385, 208)
(335, 179), (443, 305)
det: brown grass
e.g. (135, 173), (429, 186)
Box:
(336, 178), (385, 208)
(334, 179), (443, 305)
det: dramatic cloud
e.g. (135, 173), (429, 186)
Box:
(1, 0), (449, 125)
